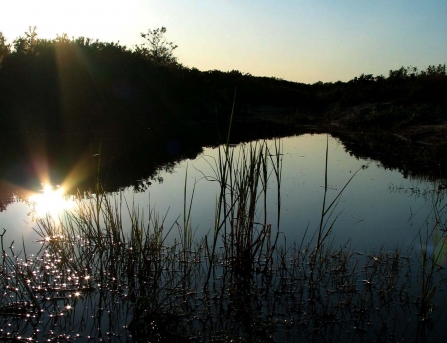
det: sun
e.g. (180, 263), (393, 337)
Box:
(28, 184), (74, 219)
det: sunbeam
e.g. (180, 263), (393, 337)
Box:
(28, 184), (74, 219)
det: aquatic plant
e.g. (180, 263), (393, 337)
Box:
(1, 138), (447, 341)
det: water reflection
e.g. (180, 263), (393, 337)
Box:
(2, 136), (446, 341)
(0, 121), (299, 204)
(28, 185), (74, 220)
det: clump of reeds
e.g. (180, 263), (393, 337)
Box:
(1, 136), (447, 341)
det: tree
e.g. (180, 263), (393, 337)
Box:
(0, 31), (11, 63)
(13, 26), (38, 55)
(137, 27), (178, 64)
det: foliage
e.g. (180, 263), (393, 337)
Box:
(13, 26), (38, 55)
(0, 31), (10, 64)
(136, 26), (178, 64)
(1, 138), (446, 341)
(0, 26), (445, 136)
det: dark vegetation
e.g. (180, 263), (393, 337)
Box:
(0, 26), (446, 209)
(1, 27), (447, 342)
(0, 27), (446, 137)
(1, 140), (446, 341)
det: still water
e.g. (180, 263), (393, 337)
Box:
(1, 131), (447, 341)
(1, 132), (443, 257)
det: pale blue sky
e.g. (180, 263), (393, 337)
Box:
(1, 0), (446, 83)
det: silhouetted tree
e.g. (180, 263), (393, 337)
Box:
(0, 32), (11, 64)
(12, 26), (39, 55)
(136, 27), (178, 64)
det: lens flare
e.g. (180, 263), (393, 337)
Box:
(28, 184), (74, 219)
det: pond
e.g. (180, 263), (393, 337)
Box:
(1, 132), (443, 252)
(1, 128), (446, 341)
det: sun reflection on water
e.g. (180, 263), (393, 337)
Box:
(28, 185), (74, 219)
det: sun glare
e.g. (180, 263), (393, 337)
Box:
(28, 185), (74, 219)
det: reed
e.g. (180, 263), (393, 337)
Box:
(0, 138), (446, 341)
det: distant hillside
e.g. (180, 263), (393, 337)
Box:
(0, 29), (446, 137)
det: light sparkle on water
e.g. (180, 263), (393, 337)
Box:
(28, 184), (74, 219)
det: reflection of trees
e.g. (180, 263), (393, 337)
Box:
(0, 181), (30, 212)
(0, 122), (296, 210)
(1, 140), (447, 341)
(332, 131), (447, 182)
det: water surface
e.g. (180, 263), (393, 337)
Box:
(0, 133), (443, 255)
(1, 131), (447, 341)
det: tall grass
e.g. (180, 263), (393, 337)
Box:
(1, 138), (447, 341)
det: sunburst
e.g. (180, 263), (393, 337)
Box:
(28, 184), (74, 219)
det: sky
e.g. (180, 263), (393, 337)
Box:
(1, 0), (446, 84)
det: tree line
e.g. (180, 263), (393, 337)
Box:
(0, 27), (446, 135)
